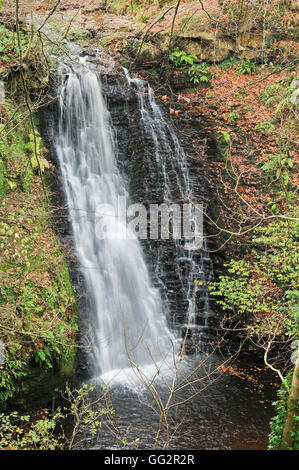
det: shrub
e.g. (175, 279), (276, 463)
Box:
(169, 48), (211, 84)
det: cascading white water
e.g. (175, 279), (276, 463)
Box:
(56, 61), (174, 383)
(123, 71), (214, 338)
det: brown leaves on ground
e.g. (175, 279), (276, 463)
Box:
(166, 63), (298, 218)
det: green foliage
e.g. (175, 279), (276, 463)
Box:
(254, 119), (276, 135)
(259, 76), (295, 111)
(0, 22), (50, 94)
(268, 373), (299, 450)
(0, 271), (77, 405)
(258, 76), (298, 150)
(229, 111), (240, 122)
(216, 130), (232, 165)
(169, 48), (211, 85)
(218, 130), (231, 145)
(68, 31), (90, 42)
(0, 360), (27, 405)
(157, 0), (169, 8)
(169, 48), (197, 67)
(260, 153), (293, 188)
(137, 12), (150, 23)
(187, 62), (210, 84)
(239, 87), (249, 96)
(0, 410), (59, 450)
(61, 383), (114, 448)
(220, 57), (237, 69)
(0, 108), (44, 196)
(0, 384), (114, 450)
(0, 241), (77, 404)
(234, 59), (256, 75)
(24, 132), (51, 172)
(0, 25), (29, 79)
(0, 105), (50, 194)
(211, 220), (299, 338)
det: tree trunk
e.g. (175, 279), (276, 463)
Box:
(282, 349), (299, 448)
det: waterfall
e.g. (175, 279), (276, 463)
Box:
(123, 71), (214, 345)
(56, 61), (174, 383)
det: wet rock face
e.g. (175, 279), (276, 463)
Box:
(101, 70), (217, 336)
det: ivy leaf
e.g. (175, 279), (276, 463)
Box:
(283, 170), (289, 186)
(36, 350), (46, 362)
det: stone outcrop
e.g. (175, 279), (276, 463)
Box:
(134, 5), (298, 65)
(148, 14), (275, 64)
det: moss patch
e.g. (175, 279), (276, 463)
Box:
(0, 101), (77, 409)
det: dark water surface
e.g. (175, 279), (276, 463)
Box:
(89, 355), (277, 450)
